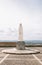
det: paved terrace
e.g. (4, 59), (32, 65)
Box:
(0, 47), (42, 65)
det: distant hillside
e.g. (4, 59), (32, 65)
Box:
(0, 40), (42, 44)
(25, 40), (42, 44)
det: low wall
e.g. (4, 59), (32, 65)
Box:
(0, 42), (16, 47)
(0, 42), (42, 47)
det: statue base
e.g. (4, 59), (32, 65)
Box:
(2, 47), (40, 54)
(16, 41), (25, 50)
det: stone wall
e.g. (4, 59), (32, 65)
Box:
(0, 42), (16, 47)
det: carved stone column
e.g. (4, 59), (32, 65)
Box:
(16, 23), (25, 50)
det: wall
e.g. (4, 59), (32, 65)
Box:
(0, 42), (16, 47)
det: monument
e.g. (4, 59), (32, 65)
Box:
(2, 23), (40, 54)
(16, 23), (25, 50)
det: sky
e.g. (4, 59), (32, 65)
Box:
(0, 0), (42, 40)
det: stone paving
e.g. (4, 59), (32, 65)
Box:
(0, 47), (42, 65)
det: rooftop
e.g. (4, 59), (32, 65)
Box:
(0, 47), (42, 65)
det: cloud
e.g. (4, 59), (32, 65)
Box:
(0, 0), (42, 40)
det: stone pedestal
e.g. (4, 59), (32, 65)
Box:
(16, 41), (25, 50)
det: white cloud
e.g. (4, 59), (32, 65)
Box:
(0, 0), (42, 40)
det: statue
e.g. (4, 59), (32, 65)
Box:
(16, 23), (25, 50)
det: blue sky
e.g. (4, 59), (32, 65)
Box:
(0, 0), (42, 40)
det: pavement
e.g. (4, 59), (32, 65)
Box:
(0, 47), (42, 65)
